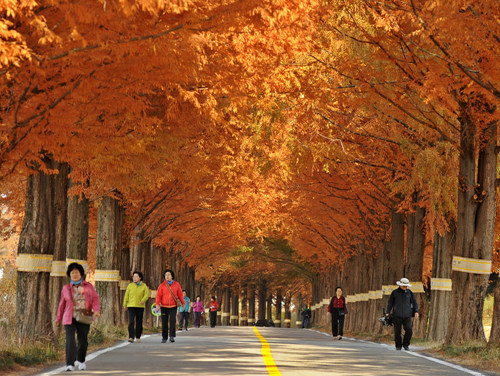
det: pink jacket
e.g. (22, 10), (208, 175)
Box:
(192, 300), (204, 313)
(56, 281), (100, 325)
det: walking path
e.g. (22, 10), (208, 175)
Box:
(37, 327), (493, 376)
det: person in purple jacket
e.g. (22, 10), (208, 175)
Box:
(56, 263), (100, 372)
(192, 295), (204, 328)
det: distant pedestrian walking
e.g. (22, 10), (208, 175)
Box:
(156, 269), (185, 343)
(208, 296), (219, 328)
(56, 263), (100, 372)
(301, 305), (311, 328)
(178, 290), (190, 331)
(192, 295), (204, 328)
(123, 271), (149, 343)
(386, 277), (419, 351)
(328, 287), (347, 339)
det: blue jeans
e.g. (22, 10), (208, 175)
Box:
(179, 311), (189, 329)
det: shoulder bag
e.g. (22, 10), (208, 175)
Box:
(70, 285), (93, 325)
(164, 282), (182, 307)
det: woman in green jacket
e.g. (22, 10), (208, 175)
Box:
(123, 271), (150, 343)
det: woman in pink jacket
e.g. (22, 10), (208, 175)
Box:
(56, 263), (100, 372)
(155, 268), (185, 343)
(192, 295), (204, 328)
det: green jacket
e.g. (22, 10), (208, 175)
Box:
(123, 281), (150, 308)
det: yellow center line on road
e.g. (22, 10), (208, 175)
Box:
(252, 326), (282, 376)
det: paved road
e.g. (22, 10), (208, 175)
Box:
(37, 327), (490, 376)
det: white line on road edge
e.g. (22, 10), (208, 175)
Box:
(406, 351), (485, 376)
(308, 330), (485, 376)
(37, 335), (152, 375)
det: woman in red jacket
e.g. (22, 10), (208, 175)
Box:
(208, 296), (219, 328)
(155, 269), (185, 343)
(328, 286), (348, 340)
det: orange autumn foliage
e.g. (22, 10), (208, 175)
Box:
(1, 0), (499, 282)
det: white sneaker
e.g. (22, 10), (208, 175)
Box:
(78, 362), (86, 370)
(66, 365), (75, 371)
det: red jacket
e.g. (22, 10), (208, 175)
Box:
(328, 296), (348, 314)
(209, 300), (219, 311)
(155, 280), (185, 309)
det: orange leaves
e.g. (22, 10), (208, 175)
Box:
(0, 0), (42, 70)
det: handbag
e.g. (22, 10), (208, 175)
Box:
(164, 282), (182, 307)
(70, 284), (93, 325)
(74, 309), (93, 325)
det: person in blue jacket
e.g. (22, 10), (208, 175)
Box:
(386, 277), (419, 351)
(178, 290), (190, 331)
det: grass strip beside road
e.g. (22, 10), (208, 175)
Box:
(252, 326), (282, 376)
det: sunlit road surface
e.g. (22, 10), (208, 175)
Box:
(38, 327), (490, 376)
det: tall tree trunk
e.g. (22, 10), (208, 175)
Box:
(358, 252), (369, 333)
(240, 285), (248, 326)
(371, 248), (385, 334)
(342, 256), (355, 332)
(284, 294), (291, 328)
(380, 210), (405, 337)
(427, 228), (455, 342)
(48, 161), (70, 336)
(295, 295), (303, 328)
(16, 160), (56, 341)
(446, 109), (497, 345)
(266, 293), (273, 322)
(311, 275), (319, 324)
(230, 291), (239, 326)
(489, 275), (500, 344)
(258, 280), (266, 321)
(405, 205), (428, 338)
(275, 289), (282, 327)
(222, 287), (230, 326)
(119, 244), (131, 326)
(146, 243), (166, 327)
(95, 196), (123, 326)
(248, 283), (256, 325)
(383, 210), (405, 304)
(66, 182), (89, 264)
(389, 210), (406, 282)
(216, 288), (223, 326)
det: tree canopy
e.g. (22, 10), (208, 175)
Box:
(1, 0), (499, 283)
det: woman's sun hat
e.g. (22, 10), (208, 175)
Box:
(396, 277), (411, 287)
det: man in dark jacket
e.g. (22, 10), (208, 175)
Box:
(386, 277), (419, 351)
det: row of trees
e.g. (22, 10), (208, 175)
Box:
(1, 0), (499, 347)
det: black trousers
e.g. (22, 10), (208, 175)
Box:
(179, 311), (189, 329)
(128, 307), (144, 339)
(331, 311), (345, 336)
(161, 307), (177, 339)
(64, 319), (90, 366)
(194, 312), (202, 327)
(392, 316), (413, 349)
(209, 311), (217, 327)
